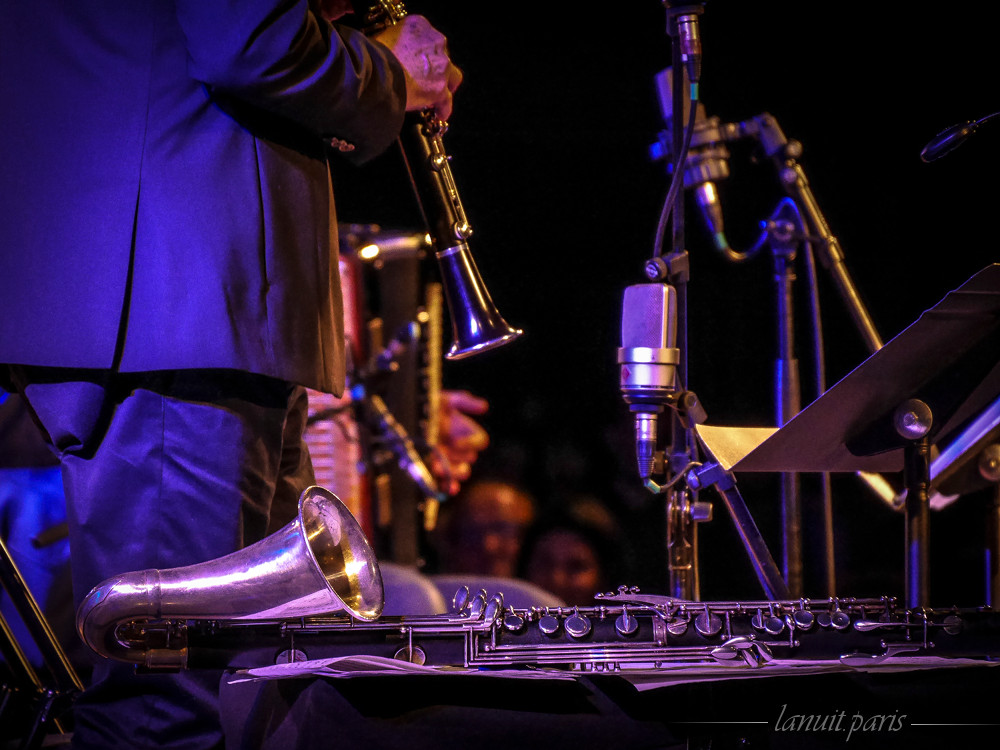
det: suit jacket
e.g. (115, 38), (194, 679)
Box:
(0, 0), (407, 396)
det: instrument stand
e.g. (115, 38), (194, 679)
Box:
(658, 252), (701, 601)
(655, 2), (700, 600)
(726, 264), (1000, 607)
(895, 399), (933, 608)
(348, 351), (443, 567)
(990, 481), (1000, 608)
(741, 115), (885, 597)
(665, 488), (708, 600)
(768, 202), (804, 597)
(0, 536), (82, 747)
(645, 4), (788, 601)
(640, 386), (788, 601)
(686, 460), (790, 600)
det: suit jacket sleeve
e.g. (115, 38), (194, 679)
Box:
(174, 0), (407, 163)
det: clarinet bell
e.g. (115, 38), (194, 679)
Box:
(436, 241), (523, 359)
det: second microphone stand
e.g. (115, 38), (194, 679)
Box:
(744, 114), (885, 596)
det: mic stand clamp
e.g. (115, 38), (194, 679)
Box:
(644, 248), (690, 285)
(644, 387), (710, 602)
(639, 388), (707, 495)
(666, 488), (712, 601)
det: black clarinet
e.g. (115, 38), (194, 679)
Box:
(366, 1), (523, 361)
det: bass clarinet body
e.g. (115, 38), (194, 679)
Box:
(89, 583), (1000, 675)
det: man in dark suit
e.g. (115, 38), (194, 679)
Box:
(0, 2), (461, 747)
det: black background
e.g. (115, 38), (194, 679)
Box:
(333, 2), (1000, 605)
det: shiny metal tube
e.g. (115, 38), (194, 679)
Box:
(75, 486), (383, 669)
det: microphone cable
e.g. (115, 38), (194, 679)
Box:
(652, 80), (701, 261)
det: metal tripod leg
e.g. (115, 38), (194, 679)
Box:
(0, 535), (83, 743)
(688, 462), (790, 600)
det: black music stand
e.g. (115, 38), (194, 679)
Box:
(706, 264), (1000, 608)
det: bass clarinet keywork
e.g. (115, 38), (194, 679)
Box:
(125, 585), (1000, 674)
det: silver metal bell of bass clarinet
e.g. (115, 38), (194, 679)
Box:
(75, 486), (383, 669)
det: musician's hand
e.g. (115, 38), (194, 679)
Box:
(315, 0), (353, 21)
(374, 15), (463, 121)
(431, 389), (489, 496)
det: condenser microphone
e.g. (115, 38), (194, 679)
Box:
(920, 112), (1000, 162)
(653, 67), (738, 256)
(618, 283), (680, 480)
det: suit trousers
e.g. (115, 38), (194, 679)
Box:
(6, 365), (315, 749)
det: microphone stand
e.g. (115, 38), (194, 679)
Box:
(661, 3), (697, 600)
(732, 114), (884, 596)
(637, 2), (789, 601)
(768, 200), (805, 597)
(740, 114), (884, 354)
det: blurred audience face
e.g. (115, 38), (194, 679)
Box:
(442, 481), (535, 578)
(522, 528), (604, 605)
